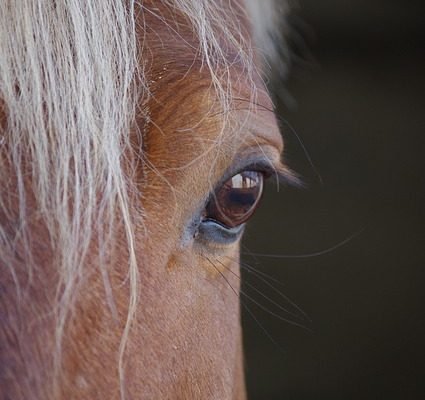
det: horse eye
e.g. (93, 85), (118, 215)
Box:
(204, 171), (264, 228)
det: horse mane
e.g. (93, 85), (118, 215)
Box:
(245, 0), (291, 77)
(0, 0), (288, 396)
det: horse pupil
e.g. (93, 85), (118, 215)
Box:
(205, 171), (264, 228)
(228, 191), (255, 206)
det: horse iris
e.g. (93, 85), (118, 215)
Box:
(205, 171), (264, 228)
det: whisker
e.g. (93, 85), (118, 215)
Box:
(204, 257), (287, 355)
(275, 114), (323, 186)
(205, 257), (310, 330)
(241, 286), (309, 330)
(225, 255), (311, 323)
(242, 228), (364, 259)
(240, 244), (289, 287)
(241, 261), (312, 323)
(214, 258), (308, 323)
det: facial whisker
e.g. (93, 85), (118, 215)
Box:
(242, 228), (364, 259)
(204, 256), (287, 355)
(214, 258), (308, 323)
(225, 254), (311, 323)
(274, 113), (323, 186)
(206, 256), (310, 330)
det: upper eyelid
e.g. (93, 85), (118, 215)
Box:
(203, 154), (301, 213)
(212, 156), (274, 192)
(235, 161), (276, 178)
(217, 156), (300, 189)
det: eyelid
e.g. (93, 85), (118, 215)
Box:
(217, 157), (276, 187)
(216, 157), (301, 191)
(234, 162), (274, 180)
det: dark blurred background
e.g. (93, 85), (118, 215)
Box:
(242, 1), (425, 399)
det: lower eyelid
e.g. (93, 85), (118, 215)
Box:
(196, 219), (245, 246)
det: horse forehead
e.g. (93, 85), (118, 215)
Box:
(144, 67), (282, 163)
(141, 17), (282, 156)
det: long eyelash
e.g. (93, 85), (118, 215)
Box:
(273, 163), (304, 189)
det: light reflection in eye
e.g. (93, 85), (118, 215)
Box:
(231, 173), (259, 189)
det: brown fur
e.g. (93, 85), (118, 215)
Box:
(0, 2), (284, 399)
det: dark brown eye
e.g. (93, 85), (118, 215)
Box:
(204, 171), (264, 228)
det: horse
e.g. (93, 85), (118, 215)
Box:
(0, 1), (291, 398)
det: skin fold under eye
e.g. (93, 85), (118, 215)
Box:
(203, 170), (264, 229)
